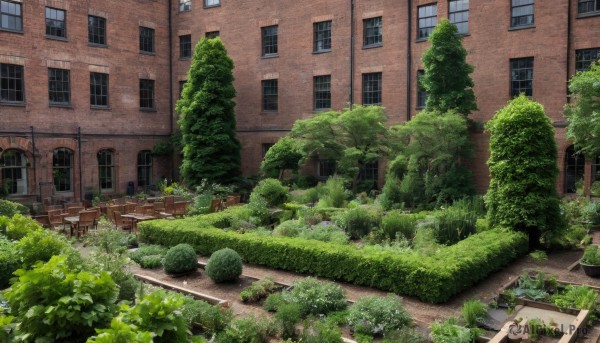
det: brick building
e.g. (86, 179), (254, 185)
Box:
(2, 0), (600, 205)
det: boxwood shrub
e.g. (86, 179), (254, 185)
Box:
(139, 217), (527, 303)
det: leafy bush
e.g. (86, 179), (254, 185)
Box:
(0, 214), (41, 240)
(240, 277), (278, 303)
(282, 278), (347, 317)
(250, 178), (289, 208)
(379, 176), (404, 211)
(461, 299), (487, 327)
(214, 314), (273, 343)
(347, 294), (412, 337)
(0, 199), (29, 217)
(163, 244), (198, 275)
(275, 303), (302, 339)
(140, 255), (164, 269)
(205, 248), (243, 283)
(5, 256), (118, 342)
(87, 229), (130, 254)
(431, 205), (477, 245)
(582, 245), (600, 265)
(583, 201), (600, 225)
(85, 250), (137, 302)
(383, 327), (426, 343)
(263, 293), (286, 312)
(333, 207), (378, 239)
(129, 244), (167, 267)
(180, 296), (233, 334)
(298, 224), (349, 245)
(430, 317), (478, 343)
(273, 219), (306, 237)
(300, 207), (324, 225)
(0, 238), (18, 289)
(380, 211), (418, 240)
(319, 177), (348, 208)
(297, 319), (344, 343)
(15, 229), (72, 269)
(552, 285), (597, 310)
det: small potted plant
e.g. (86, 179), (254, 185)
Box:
(580, 245), (600, 277)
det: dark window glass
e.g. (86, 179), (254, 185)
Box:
(97, 150), (114, 192)
(565, 146), (585, 193)
(0, 63), (24, 103)
(417, 70), (427, 108)
(88, 15), (106, 45)
(314, 21), (332, 52)
(418, 4), (437, 40)
(179, 80), (186, 99)
(0, 1), (22, 32)
(48, 68), (70, 105)
(0, 150), (27, 195)
(314, 75), (331, 110)
(359, 160), (379, 181)
(576, 48), (600, 71)
(179, 0), (191, 12)
(205, 31), (220, 38)
(139, 27), (155, 53)
(362, 72), (382, 105)
(140, 79), (155, 109)
(578, 0), (600, 14)
(363, 17), (382, 47)
(261, 143), (274, 158)
(511, 0), (534, 27)
(45, 7), (66, 38)
(137, 151), (152, 188)
(179, 35), (192, 58)
(262, 79), (278, 112)
(510, 57), (533, 97)
(318, 159), (336, 178)
(204, 0), (220, 7)
(53, 148), (73, 192)
(261, 25), (278, 56)
(90, 72), (108, 107)
(449, 0), (469, 34)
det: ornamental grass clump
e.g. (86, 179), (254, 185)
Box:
(163, 243), (198, 275)
(347, 294), (412, 337)
(205, 248), (243, 283)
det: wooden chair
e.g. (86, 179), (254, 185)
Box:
(63, 202), (83, 210)
(34, 215), (51, 229)
(173, 201), (189, 217)
(87, 207), (101, 231)
(144, 207), (155, 216)
(113, 197), (126, 205)
(125, 203), (136, 214)
(75, 211), (96, 238)
(67, 206), (84, 215)
(224, 194), (241, 208)
(45, 205), (63, 212)
(209, 198), (223, 213)
(135, 206), (146, 215)
(153, 202), (165, 215)
(113, 211), (133, 233)
(47, 209), (65, 231)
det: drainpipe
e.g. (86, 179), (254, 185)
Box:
(30, 126), (38, 201)
(77, 127), (82, 202)
(349, 0), (355, 108)
(168, 0), (175, 181)
(406, 0), (413, 121)
(566, 0), (572, 102)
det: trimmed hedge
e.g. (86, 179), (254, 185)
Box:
(139, 217), (527, 303)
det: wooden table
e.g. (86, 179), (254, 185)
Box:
(122, 213), (156, 233)
(64, 216), (79, 237)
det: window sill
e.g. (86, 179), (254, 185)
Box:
(415, 37), (429, 43)
(0, 28), (23, 34)
(179, 57), (191, 61)
(363, 44), (382, 50)
(262, 54), (279, 59)
(49, 104), (72, 108)
(46, 35), (68, 42)
(178, 9), (192, 14)
(508, 24), (535, 31)
(91, 106), (111, 111)
(261, 111), (278, 115)
(88, 43), (108, 48)
(203, 4), (221, 9)
(314, 108), (331, 113)
(416, 106), (425, 110)
(577, 11), (600, 19)
(0, 102), (26, 107)
(140, 51), (156, 56)
(313, 49), (331, 55)
(140, 108), (157, 112)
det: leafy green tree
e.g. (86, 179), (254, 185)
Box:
(260, 137), (304, 179)
(422, 19), (477, 116)
(291, 106), (390, 191)
(177, 38), (241, 186)
(486, 95), (565, 249)
(564, 63), (600, 157)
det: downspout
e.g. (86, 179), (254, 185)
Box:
(77, 127), (82, 202)
(168, 0), (175, 181)
(406, 0), (413, 121)
(30, 126), (37, 201)
(566, 0), (572, 102)
(349, 0), (355, 108)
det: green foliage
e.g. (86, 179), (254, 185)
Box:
(180, 296), (233, 334)
(297, 319), (343, 343)
(139, 217), (528, 303)
(486, 95), (565, 248)
(240, 277), (278, 303)
(565, 63), (600, 157)
(275, 303), (302, 339)
(86, 317), (154, 343)
(263, 293), (286, 312)
(347, 294), (412, 337)
(15, 229), (72, 269)
(583, 201), (600, 225)
(297, 224), (349, 245)
(552, 285), (597, 310)
(177, 37), (241, 186)
(273, 219), (306, 237)
(214, 314), (273, 343)
(380, 211), (417, 241)
(333, 207), (378, 239)
(87, 229), (130, 255)
(421, 19), (477, 115)
(129, 245), (168, 267)
(250, 178), (289, 208)
(0, 199), (29, 217)
(582, 245), (600, 265)
(0, 237), (18, 289)
(140, 255), (164, 269)
(282, 278), (347, 317)
(319, 176), (349, 208)
(260, 137), (304, 179)
(205, 248), (242, 283)
(5, 256), (118, 342)
(514, 273), (551, 301)
(379, 175), (404, 211)
(382, 327), (426, 343)
(164, 243), (198, 275)
(430, 317), (478, 343)
(431, 204), (477, 245)
(529, 250), (548, 262)
(389, 110), (474, 209)
(0, 214), (42, 240)
(461, 299), (487, 328)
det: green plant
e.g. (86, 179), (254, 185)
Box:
(379, 175), (404, 211)
(263, 293), (286, 312)
(514, 273), (550, 301)
(431, 204), (477, 245)
(180, 296), (232, 334)
(298, 224), (349, 245)
(275, 303), (302, 339)
(214, 314), (273, 343)
(552, 285), (597, 310)
(382, 327), (426, 343)
(15, 229), (72, 269)
(333, 207), (377, 240)
(5, 256), (118, 342)
(260, 136), (304, 179)
(240, 277), (278, 303)
(0, 237), (18, 289)
(297, 319), (343, 343)
(282, 278), (347, 317)
(163, 243), (198, 275)
(380, 211), (417, 241)
(529, 250), (548, 263)
(582, 245), (600, 265)
(429, 317), (478, 343)
(129, 244), (168, 266)
(87, 229), (130, 254)
(250, 178), (289, 208)
(461, 299), (487, 328)
(140, 255), (164, 269)
(205, 248), (243, 283)
(1, 214), (41, 240)
(0, 199), (29, 217)
(347, 294), (412, 337)
(273, 219), (305, 237)
(583, 201), (600, 225)
(528, 318), (544, 341)
(320, 177), (349, 208)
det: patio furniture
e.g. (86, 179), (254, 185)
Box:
(34, 215), (51, 228)
(209, 198), (224, 213)
(173, 201), (189, 217)
(113, 210), (133, 233)
(75, 210), (96, 238)
(67, 206), (84, 215)
(47, 209), (65, 231)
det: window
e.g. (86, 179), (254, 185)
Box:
(417, 4), (437, 40)
(139, 79), (155, 110)
(139, 27), (155, 53)
(88, 15), (106, 45)
(0, 63), (24, 104)
(204, 0), (220, 8)
(261, 143), (274, 158)
(261, 25), (278, 56)
(205, 31), (220, 38)
(314, 75), (331, 110)
(318, 159), (336, 178)
(0, 1), (22, 32)
(363, 17), (382, 47)
(449, 0), (469, 34)
(97, 150), (114, 192)
(262, 79), (278, 112)
(578, 0), (600, 14)
(179, 35), (192, 58)
(510, 57), (533, 97)
(0, 150), (27, 195)
(179, 80), (186, 99)
(359, 161), (379, 181)
(53, 148), (73, 192)
(179, 0), (191, 12)
(48, 68), (70, 105)
(417, 70), (427, 108)
(90, 72), (108, 108)
(565, 146), (585, 193)
(314, 21), (332, 52)
(576, 48), (600, 71)
(45, 7), (66, 38)
(137, 151), (152, 189)
(362, 72), (382, 105)
(511, 0), (534, 28)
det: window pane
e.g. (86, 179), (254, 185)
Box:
(417, 4), (437, 39)
(261, 25), (278, 56)
(262, 79), (278, 111)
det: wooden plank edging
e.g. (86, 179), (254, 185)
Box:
(558, 310), (590, 343)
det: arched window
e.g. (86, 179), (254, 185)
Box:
(1, 149), (28, 195)
(97, 150), (114, 192)
(137, 151), (152, 188)
(53, 148), (73, 192)
(565, 145), (585, 194)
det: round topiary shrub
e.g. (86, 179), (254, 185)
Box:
(163, 244), (198, 275)
(205, 248), (243, 283)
